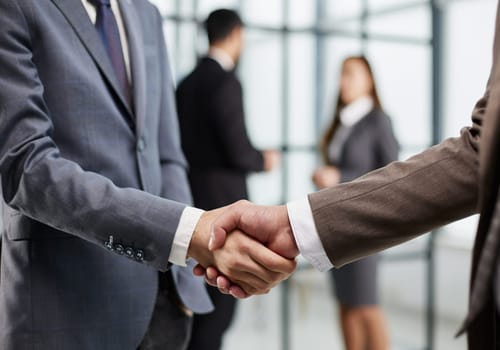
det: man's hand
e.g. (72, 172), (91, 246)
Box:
(187, 208), (296, 296)
(193, 200), (299, 298)
(263, 150), (281, 172)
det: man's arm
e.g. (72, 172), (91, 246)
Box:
(311, 132), (479, 267)
(0, 0), (190, 272)
(311, 85), (486, 266)
(202, 89), (487, 297)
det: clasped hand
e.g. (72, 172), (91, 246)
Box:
(187, 201), (298, 298)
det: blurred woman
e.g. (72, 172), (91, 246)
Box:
(312, 56), (398, 350)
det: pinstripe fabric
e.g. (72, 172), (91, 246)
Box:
(0, 0), (211, 348)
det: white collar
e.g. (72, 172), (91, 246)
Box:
(208, 47), (235, 71)
(339, 96), (374, 127)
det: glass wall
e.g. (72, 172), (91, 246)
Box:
(151, 1), (497, 349)
(158, 0), (434, 207)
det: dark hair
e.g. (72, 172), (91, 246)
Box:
(320, 56), (383, 164)
(204, 9), (243, 45)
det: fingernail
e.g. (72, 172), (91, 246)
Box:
(208, 233), (214, 250)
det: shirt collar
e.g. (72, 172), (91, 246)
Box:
(208, 47), (235, 71)
(339, 95), (374, 127)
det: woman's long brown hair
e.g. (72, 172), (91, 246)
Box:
(320, 56), (383, 164)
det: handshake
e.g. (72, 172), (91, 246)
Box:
(187, 200), (299, 299)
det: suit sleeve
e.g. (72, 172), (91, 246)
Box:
(211, 77), (265, 172)
(0, 0), (183, 272)
(309, 90), (485, 267)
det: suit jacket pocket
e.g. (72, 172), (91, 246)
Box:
(4, 207), (71, 241)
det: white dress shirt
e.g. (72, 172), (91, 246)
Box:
(339, 95), (374, 127)
(208, 47), (235, 72)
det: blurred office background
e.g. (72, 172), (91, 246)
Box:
(150, 0), (496, 349)
(0, 0), (495, 349)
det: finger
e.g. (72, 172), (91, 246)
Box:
(229, 285), (249, 299)
(214, 275), (253, 297)
(206, 266), (219, 280)
(216, 276), (231, 294)
(217, 253), (278, 289)
(250, 246), (297, 275)
(217, 233), (287, 287)
(235, 234), (297, 279)
(205, 276), (218, 287)
(204, 266), (219, 287)
(206, 262), (267, 296)
(211, 267), (269, 296)
(214, 274), (252, 297)
(193, 264), (206, 276)
(210, 201), (249, 251)
(225, 269), (271, 293)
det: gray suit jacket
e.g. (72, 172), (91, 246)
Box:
(328, 109), (399, 183)
(0, 0), (211, 349)
(309, 2), (500, 348)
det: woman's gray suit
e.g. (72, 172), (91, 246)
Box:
(327, 109), (398, 306)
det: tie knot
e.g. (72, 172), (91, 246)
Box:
(88, 0), (111, 7)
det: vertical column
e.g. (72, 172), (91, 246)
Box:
(361, 0), (369, 54)
(426, 1), (443, 350)
(314, 0), (327, 142)
(280, 0), (291, 348)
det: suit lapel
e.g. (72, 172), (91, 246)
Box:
(119, 0), (147, 138)
(479, 2), (500, 200)
(50, 0), (134, 121)
(479, 73), (500, 189)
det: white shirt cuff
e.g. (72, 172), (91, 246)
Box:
(168, 207), (205, 266)
(287, 198), (334, 272)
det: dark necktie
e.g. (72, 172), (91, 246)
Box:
(88, 0), (132, 108)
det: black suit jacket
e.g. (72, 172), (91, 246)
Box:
(176, 57), (264, 210)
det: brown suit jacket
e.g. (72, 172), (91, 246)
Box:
(309, 3), (500, 349)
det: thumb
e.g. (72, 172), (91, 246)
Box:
(209, 224), (225, 251)
(209, 201), (247, 251)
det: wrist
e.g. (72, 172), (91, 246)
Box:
(283, 206), (299, 258)
(187, 211), (214, 266)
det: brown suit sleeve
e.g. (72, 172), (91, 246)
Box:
(309, 88), (488, 267)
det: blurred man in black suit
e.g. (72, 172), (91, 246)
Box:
(176, 9), (279, 350)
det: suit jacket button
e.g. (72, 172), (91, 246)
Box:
(114, 244), (124, 255)
(104, 235), (114, 250)
(125, 247), (134, 258)
(137, 138), (146, 152)
(135, 250), (145, 262)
